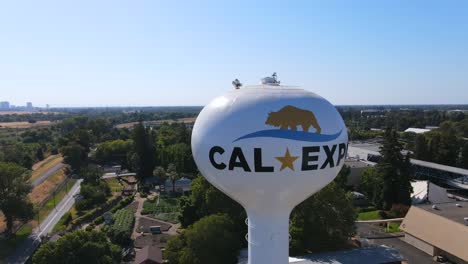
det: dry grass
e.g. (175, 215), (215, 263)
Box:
(28, 168), (66, 205)
(0, 120), (54, 129)
(116, 117), (197, 129)
(30, 155), (63, 181)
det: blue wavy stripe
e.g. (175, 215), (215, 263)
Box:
(233, 129), (342, 142)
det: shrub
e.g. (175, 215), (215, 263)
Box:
(389, 204), (410, 218)
(94, 216), (104, 225)
(378, 210), (388, 219)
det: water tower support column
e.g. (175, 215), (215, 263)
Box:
(247, 209), (290, 264)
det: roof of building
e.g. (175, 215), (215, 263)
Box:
(164, 177), (192, 186)
(400, 202), (468, 261)
(410, 158), (468, 176)
(416, 201), (468, 225)
(348, 141), (468, 177)
(344, 159), (373, 168)
(238, 246), (403, 264)
(133, 245), (163, 264)
(404, 128), (431, 134)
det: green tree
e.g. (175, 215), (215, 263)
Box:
(80, 165), (103, 185)
(32, 230), (121, 264)
(36, 147), (45, 161)
(289, 182), (356, 255)
(131, 122), (156, 179)
(0, 162), (34, 237)
(360, 167), (383, 207)
(428, 133), (441, 162)
(436, 124), (459, 166)
(413, 134), (429, 160)
(459, 142), (468, 169)
(377, 128), (413, 209)
(167, 163), (181, 193)
(61, 143), (86, 171)
(165, 214), (242, 264)
(153, 166), (167, 182)
(334, 164), (350, 190)
(94, 139), (132, 168)
(179, 176), (245, 230)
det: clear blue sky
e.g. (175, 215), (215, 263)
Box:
(0, 1), (467, 107)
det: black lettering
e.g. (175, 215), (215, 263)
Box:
(209, 146), (226, 170)
(254, 148), (274, 172)
(320, 145), (337, 169)
(302, 146), (319, 171)
(336, 143), (347, 166)
(229, 147), (251, 172)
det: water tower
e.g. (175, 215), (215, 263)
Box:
(191, 75), (348, 264)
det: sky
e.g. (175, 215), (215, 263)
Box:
(0, 1), (467, 107)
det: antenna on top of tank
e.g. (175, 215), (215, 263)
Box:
(232, 78), (242, 89)
(261, 72), (280, 86)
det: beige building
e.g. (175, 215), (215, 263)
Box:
(344, 159), (372, 188)
(400, 202), (468, 264)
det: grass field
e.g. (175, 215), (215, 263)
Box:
(0, 120), (55, 129)
(357, 210), (381, 221)
(30, 155), (63, 182)
(29, 168), (66, 205)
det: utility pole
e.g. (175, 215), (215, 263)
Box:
(53, 191), (56, 211)
(37, 212), (41, 232)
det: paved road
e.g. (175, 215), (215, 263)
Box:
(31, 163), (65, 187)
(5, 179), (82, 264)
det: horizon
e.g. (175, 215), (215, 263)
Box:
(1, 1), (468, 107)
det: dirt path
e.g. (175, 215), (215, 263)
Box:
(131, 194), (146, 239)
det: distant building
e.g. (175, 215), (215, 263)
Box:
(133, 245), (163, 264)
(164, 177), (192, 194)
(0, 101), (10, 110)
(404, 128), (431, 134)
(347, 141), (468, 191)
(26, 102), (33, 110)
(400, 202), (468, 264)
(344, 159), (372, 188)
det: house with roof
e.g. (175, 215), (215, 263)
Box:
(400, 201), (468, 264)
(133, 245), (163, 264)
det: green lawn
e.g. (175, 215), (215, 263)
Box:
(357, 210), (381, 221)
(386, 222), (401, 233)
(105, 178), (123, 193)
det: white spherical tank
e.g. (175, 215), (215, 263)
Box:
(191, 82), (348, 264)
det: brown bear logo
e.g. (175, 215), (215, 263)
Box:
(265, 105), (321, 134)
